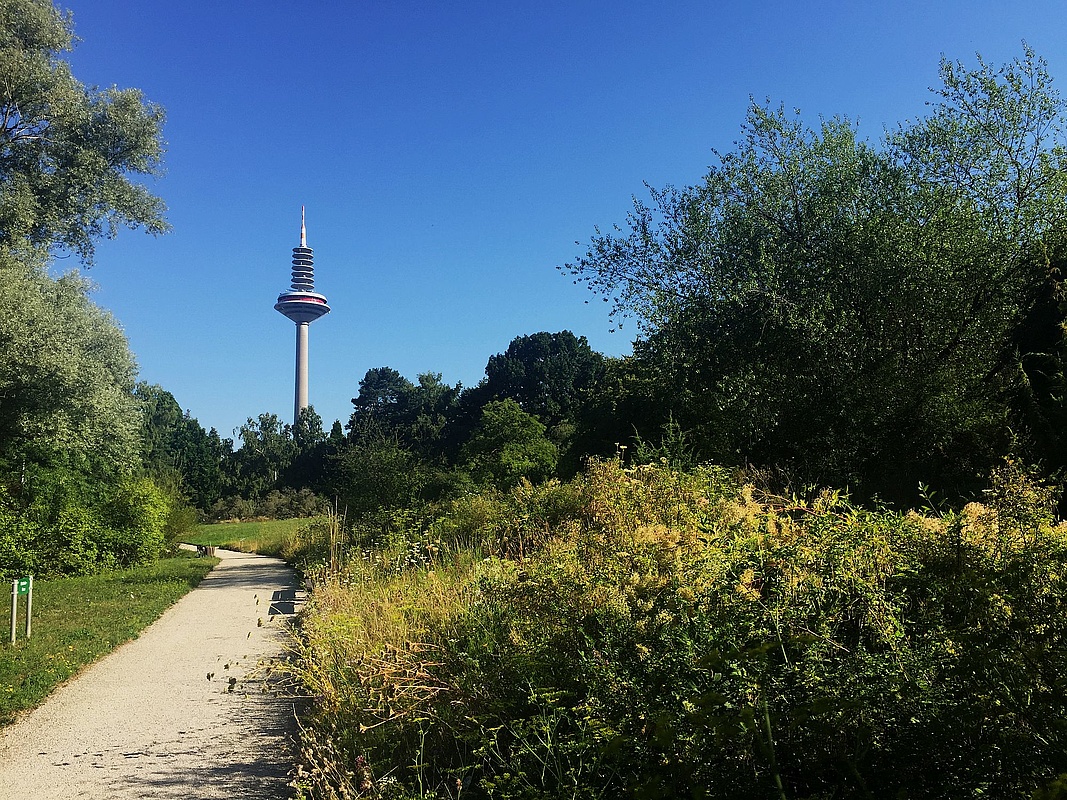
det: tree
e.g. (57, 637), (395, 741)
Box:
(350, 367), (414, 424)
(335, 368), (466, 511)
(333, 424), (426, 515)
(230, 413), (295, 500)
(483, 331), (605, 428)
(135, 383), (228, 509)
(889, 44), (1067, 251)
(0, 250), (140, 488)
(0, 0), (172, 576)
(460, 399), (559, 490)
(287, 405), (327, 490)
(565, 48), (1067, 501)
(347, 368), (462, 458)
(0, 0), (167, 263)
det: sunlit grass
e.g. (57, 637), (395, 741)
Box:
(0, 551), (218, 726)
(183, 518), (314, 557)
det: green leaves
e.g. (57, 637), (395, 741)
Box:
(566, 49), (1067, 503)
(893, 44), (1067, 247)
(293, 458), (1067, 797)
(460, 399), (559, 491)
(0, 254), (140, 479)
(0, 0), (167, 263)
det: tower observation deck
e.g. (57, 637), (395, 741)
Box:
(275, 207), (330, 424)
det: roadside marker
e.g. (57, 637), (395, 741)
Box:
(10, 576), (32, 643)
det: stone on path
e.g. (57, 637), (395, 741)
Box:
(0, 549), (305, 799)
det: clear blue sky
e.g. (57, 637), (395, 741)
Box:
(58, 0), (1067, 439)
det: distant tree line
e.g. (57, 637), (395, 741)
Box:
(146, 330), (606, 520)
(156, 46), (1067, 516)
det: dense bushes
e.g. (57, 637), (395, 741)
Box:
(0, 476), (174, 580)
(205, 488), (329, 523)
(292, 458), (1067, 799)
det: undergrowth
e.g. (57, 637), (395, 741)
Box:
(288, 458), (1067, 799)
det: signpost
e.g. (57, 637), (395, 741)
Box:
(10, 576), (32, 643)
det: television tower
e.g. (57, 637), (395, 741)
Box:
(275, 207), (330, 424)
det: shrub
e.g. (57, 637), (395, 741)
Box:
(262, 488), (330, 520)
(101, 477), (168, 566)
(291, 459), (1067, 799)
(0, 489), (38, 579)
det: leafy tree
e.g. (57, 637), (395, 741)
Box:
(335, 369), (465, 512)
(565, 48), (1067, 502)
(347, 368), (462, 457)
(0, 250), (140, 489)
(889, 44), (1067, 250)
(334, 421), (426, 515)
(287, 405), (328, 490)
(460, 399), (558, 490)
(135, 383), (229, 509)
(349, 367), (414, 427)
(292, 405), (326, 453)
(0, 0), (172, 576)
(136, 383), (184, 468)
(0, 0), (167, 263)
(483, 331), (605, 427)
(230, 413), (295, 500)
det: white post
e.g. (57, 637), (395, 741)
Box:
(24, 576), (32, 639)
(9, 580), (16, 644)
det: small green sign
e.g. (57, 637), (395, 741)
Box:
(16, 578), (29, 595)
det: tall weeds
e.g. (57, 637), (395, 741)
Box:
(290, 458), (1067, 799)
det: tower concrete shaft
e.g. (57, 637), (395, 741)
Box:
(275, 207), (330, 424)
(295, 322), (309, 423)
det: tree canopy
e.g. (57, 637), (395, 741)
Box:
(565, 47), (1067, 502)
(0, 0), (175, 576)
(0, 0), (167, 263)
(482, 331), (604, 427)
(0, 249), (140, 483)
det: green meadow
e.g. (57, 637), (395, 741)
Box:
(182, 518), (313, 557)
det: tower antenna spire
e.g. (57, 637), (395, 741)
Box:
(275, 208), (331, 424)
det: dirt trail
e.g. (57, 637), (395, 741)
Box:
(0, 548), (305, 799)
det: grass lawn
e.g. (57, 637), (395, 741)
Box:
(182, 517), (313, 557)
(0, 551), (218, 726)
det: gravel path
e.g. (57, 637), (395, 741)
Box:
(0, 548), (305, 799)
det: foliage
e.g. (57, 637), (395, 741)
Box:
(0, 472), (173, 579)
(334, 419), (430, 516)
(332, 369), (467, 515)
(460, 399), (559, 491)
(0, 252), (141, 483)
(0, 0), (167, 263)
(0, 1), (171, 578)
(202, 487), (326, 523)
(136, 383), (230, 509)
(482, 331), (605, 428)
(230, 412), (296, 499)
(291, 458), (1067, 799)
(347, 369), (463, 459)
(564, 47), (1067, 503)
(101, 477), (169, 565)
(289, 405), (329, 489)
